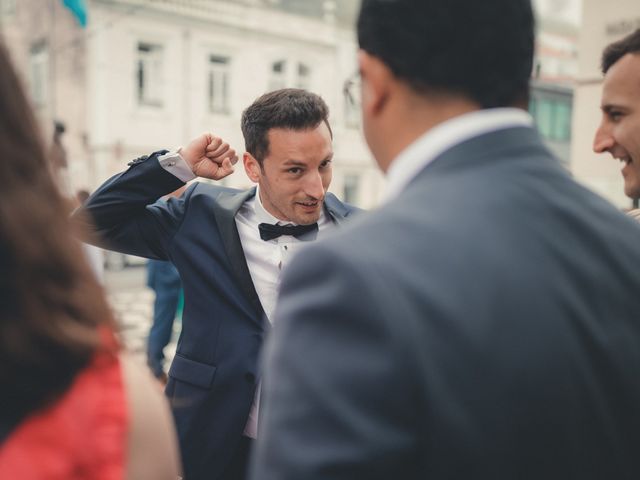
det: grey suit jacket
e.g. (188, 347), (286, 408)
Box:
(251, 126), (640, 480)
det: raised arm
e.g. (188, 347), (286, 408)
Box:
(73, 134), (237, 260)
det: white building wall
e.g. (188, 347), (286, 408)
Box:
(86, 0), (382, 207)
(1, 0), (90, 195)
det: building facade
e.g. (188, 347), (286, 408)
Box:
(3, 0), (605, 208)
(0, 0), (383, 208)
(1, 0), (89, 194)
(529, 2), (579, 167)
(530, 80), (573, 167)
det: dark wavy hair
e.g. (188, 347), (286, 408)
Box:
(0, 41), (115, 434)
(241, 88), (332, 167)
(357, 0), (535, 108)
(601, 28), (640, 74)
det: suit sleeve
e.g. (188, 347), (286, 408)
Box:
(251, 243), (420, 480)
(72, 153), (190, 261)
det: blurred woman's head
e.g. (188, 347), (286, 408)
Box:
(0, 40), (114, 429)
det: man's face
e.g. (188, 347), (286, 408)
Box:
(244, 123), (333, 225)
(593, 52), (640, 199)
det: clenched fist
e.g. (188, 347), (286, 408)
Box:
(180, 133), (239, 181)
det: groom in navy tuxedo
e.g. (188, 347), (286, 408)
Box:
(76, 89), (359, 480)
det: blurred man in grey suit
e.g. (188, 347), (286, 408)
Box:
(251, 1), (640, 479)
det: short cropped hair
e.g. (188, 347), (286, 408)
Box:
(601, 28), (640, 74)
(241, 88), (331, 166)
(357, 0), (535, 109)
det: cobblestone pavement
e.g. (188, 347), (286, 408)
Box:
(104, 265), (179, 372)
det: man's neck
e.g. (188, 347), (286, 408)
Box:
(377, 95), (480, 173)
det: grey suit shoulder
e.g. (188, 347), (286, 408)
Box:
(254, 126), (640, 480)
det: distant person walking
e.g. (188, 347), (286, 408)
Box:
(49, 121), (70, 194)
(147, 258), (182, 382)
(145, 187), (186, 382)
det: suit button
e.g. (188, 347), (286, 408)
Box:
(245, 373), (255, 383)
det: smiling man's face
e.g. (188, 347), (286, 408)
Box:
(244, 122), (333, 225)
(593, 53), (640, 199)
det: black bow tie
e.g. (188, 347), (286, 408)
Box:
(258, 222), (318, 241)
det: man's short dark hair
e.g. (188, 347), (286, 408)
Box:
(241, 88), (331, 165)
(357, 0), (535, 109)
(601, 28), (640, 74)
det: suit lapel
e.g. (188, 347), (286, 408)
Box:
(212, 189), (354, 327)
(212, 187), (266, 326)
(323, 192), (353, 225)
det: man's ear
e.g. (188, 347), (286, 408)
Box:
(358, 50), (393, 118)
(243, 152), (261, 183)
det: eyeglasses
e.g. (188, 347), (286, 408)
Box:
(343, 71), (362, 111)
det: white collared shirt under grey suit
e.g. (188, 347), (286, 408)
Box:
(251, 108), (640, 480)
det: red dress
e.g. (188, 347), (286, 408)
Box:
(0, 336), (128, 480)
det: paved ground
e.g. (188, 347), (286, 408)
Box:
(104, 265), (180, 373)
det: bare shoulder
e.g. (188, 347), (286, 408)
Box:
(120, 353), (181, 480)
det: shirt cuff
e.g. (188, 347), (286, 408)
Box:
(157, 149), (196, 183)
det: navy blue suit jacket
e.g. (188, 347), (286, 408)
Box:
(77, 152), (359, 480)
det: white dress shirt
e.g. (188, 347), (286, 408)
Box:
(236, 188), (332, 438)
(158, 151), (333, 438)
(235, 188), (332, 322)
(384, 108), (533, 203)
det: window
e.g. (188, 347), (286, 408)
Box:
(136, 42), (164, 107)
(553, 102), (572, 141)
(296, 63), (310, 90)
(536, 99), (554, 138)
(269, 60), (286, 91)
(343, 174), (360, 205)
(531, 97), (572, 142)
(343, 71), (361, 128)
(528, 97), (537, 119)
(208, 55), (230, 114)
(344, 99), (360, 127)
(29, 41), (49, 108)
(268, 60), (312, 91)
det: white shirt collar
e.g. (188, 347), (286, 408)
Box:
(384, 108), (533, 202)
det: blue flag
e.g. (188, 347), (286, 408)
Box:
(62, 0), (87, 28)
